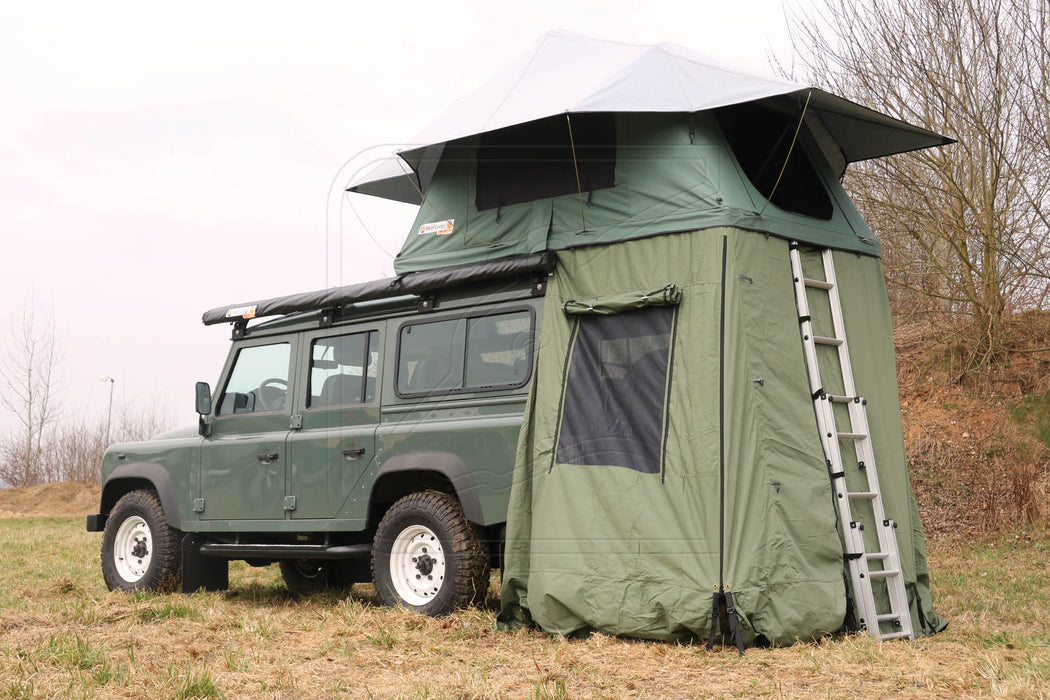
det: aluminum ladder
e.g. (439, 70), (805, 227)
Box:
(789, 242), (914, 642)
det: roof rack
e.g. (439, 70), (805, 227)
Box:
(201, 251), (556, 327)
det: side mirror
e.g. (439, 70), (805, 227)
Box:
(195, 382), (212, 415)
(195, 382), (213, 437)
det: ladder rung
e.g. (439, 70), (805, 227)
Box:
(837, 432), (867, 440)
(813, 335), (844, 346)
(848, 491), (878, 500)
(803, 277), (834, 290)
(826, 394), (855, 403)
(878, 631), (912, 641)
(868, 569), (901, 579)
(877, 613), (902, 622)
(866, 553), (889, 561)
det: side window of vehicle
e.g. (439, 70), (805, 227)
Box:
(309, 331), (379, 407)
(397, 310), (532, 396)
(464, 312), (532, 388)
(217, 343), (291, 415)
(398, 318), (465, 395)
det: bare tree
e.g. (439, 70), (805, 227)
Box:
(20, 397), (175, 486)
(0, 301), (63, 487)
(787, 0), (1050, 371)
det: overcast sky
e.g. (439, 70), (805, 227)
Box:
(0, 0), (801, 433)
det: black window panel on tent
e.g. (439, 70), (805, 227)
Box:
(714, 99), (834, 220)
(475, 113), (617, 210)
(556, 306), (676, 475)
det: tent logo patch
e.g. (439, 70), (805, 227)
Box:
(418, 219), (455, 236)
(225, 305), (257, 319)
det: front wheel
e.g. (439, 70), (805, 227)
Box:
(101, 489), (182, 593)
(372, 491), (489, 616)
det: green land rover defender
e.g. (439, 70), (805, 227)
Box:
(87, 254), (553, 615)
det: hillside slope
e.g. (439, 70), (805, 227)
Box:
(898, 313), (1050, 533)
(0, 482), (100, 519)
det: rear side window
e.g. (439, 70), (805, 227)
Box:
(397, 310), (533, 396)
(309, 331), (379, 407)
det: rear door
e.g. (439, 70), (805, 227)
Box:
(287, 326), (381, 520)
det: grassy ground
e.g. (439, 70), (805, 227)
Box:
(0, 516), (1047, 698)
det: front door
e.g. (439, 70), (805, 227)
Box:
(287, 328), (381, 520)
(200, 339), (296, 521)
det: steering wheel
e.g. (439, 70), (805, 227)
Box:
(255, 378), (288, 411)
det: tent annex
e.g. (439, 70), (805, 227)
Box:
(350, 32), (950, 645)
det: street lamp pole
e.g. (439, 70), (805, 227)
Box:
(98, 376), (115, 445)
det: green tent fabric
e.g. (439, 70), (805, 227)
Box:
(392, 112), (883, 273)
(497, 231), (946, 643)
(562, 284), (683, 315)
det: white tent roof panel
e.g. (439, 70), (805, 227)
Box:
(349, 32), (952, 204)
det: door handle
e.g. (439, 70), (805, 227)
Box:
(256, 450), (279, 464)
(342, 447), (366, 461)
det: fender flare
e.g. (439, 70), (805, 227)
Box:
(101, 462), (181, 530)
(373, 451), (484, 525)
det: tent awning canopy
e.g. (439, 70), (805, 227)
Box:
(348, 31), (953, 205)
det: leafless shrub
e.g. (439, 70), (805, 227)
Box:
(34, 399), (176, 485)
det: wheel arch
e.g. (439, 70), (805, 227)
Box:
(368, 451), (484, 528)
(101, 462), (181, 530)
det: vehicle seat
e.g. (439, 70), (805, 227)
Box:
(319, 373), (363, 406)
(408, 357), (454, 393)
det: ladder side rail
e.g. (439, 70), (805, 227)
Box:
(847, 399), (915, 640)
(790, 248), (825, 401)
(792, 244), (877, 631)
(820, 397), (880, 632)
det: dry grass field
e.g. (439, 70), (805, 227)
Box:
(0, 485), (1047, 699)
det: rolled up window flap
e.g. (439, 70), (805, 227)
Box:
(562, 284), (682, 316)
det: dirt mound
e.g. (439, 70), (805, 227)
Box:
(0, 482), (100, 518)
(897, 312), (1050, 534)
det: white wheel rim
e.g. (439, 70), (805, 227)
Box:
(389, 524), (445, 606)
(113, 515), (152, 583)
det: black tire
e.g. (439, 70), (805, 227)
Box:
(372, 490), (490, 616)
(279, 559), (363, 593)
(101, 489), (182, 593)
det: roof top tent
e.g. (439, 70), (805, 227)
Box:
(348, 32), (950, 645)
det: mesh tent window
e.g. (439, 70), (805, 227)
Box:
(554, 286), (680, 476)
